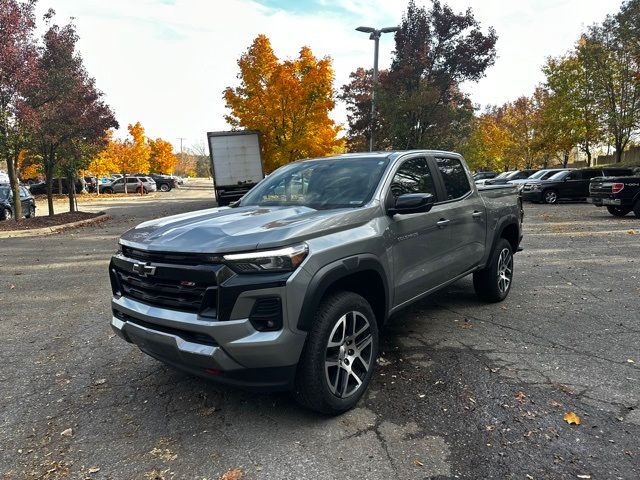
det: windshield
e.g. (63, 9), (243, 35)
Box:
(0, 187), (10, 201)
(240, 157), (390, 210)
(548, 171), (569, 181)
(495, 171), (511, 179)
(527, 170), (548, 180)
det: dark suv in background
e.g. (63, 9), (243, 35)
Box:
(0, 185), (36, 220)
(521, 168), (634, 204)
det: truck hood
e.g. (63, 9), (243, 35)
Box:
(119, 205), (377, 254)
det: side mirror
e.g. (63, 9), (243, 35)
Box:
(388, 193), (435, 215)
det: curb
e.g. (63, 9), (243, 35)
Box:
(0, 212), (109, 238)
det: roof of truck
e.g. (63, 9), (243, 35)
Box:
(302, 150), (461, 162)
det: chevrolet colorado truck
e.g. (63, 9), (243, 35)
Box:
(588, 173), (640, 217)
(109, 151), (523, 414)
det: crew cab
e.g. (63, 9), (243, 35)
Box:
(588, 174), (640, 217)
(521, 168), (633, 204)
(109, 151), (523, 414)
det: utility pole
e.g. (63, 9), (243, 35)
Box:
(177, 137), (186, 176)
(356, 26), (399, 152)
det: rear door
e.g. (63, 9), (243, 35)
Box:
(19, 187), (31, 214)
(387, 156), (451, 307)
(433, 155), (486, 275)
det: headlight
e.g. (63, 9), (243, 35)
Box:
(224, 243), (308, 273)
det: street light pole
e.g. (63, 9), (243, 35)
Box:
(356, 25), (399, 152)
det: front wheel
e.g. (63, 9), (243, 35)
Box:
(25, 205), (35, 218)
(542, 189), (558, 204)
(294, 291), (378, 415)
(159, 183), (170, 192)
(1, 208), (12, 221)
(607, 206), (631, 217)
(473, 238), (514, 303)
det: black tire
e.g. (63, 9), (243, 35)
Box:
(606, 206), (631, 217)
(25, 205), (35, 218)
(159, 183), (170, 192)
(136, 187), (148, 194)
(542, 189), (558, 204)
(633, 200), (640, 219)
(473, 238), (514, 303)
(103, 187), (114, 194)
(1, 208), (12, 221)
(294, 291), (378, 415)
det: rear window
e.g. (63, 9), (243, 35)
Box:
(435, 157), (471, 200)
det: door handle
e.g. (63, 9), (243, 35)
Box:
(472, 211), (483, 218)
(436, 219), (450, 228)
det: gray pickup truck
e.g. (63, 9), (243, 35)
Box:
(109, 151), (523, 414)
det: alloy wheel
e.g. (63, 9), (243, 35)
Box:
(544, 191), (557, 204)
(497, 248), (513, 294)
(324, 311), (373, 398)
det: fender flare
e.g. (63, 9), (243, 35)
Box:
(297, 254), (389, 331)
(484, 216), (520, 266)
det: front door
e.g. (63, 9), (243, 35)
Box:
(387, 156), (451, 307)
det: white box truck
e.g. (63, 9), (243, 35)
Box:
(207, 130), (264, 206)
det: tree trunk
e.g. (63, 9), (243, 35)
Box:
(45, 163), (55, 216)
(562, 151), (570, 168)
(5, 152), (22, 220)
(67, 174), (76, 213)
(584, 143), (592, 167)
(615, 142), (623, 163)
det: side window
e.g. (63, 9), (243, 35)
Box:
(127, 178), (139, 184)
(20, 187), (29, 198)
(435, 157), (471, 200)
(582, 170), (601, 180)
(389, 157), (436, 199)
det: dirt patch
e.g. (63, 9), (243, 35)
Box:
(0, 211), (103, 231)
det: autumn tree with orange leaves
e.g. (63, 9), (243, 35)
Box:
(149, 137), (178, 174)
(224, 35), (344, 173)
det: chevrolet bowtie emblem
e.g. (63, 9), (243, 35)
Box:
(132, 262), (157, 277)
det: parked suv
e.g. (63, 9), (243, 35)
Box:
(0, 185), (36, 220)
(109, 151), (523, 414)
(99, 176), (157, 194)
(149, 174), (177, 192)
(485, 169), (538, 186)
(521, 168), (634, 204)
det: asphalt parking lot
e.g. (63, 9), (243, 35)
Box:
(1, 180), (639, 479)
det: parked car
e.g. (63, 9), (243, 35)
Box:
(0, 171), (10, 184)
(521, 168), (634, 204)
(109, 150), (523, 414)
(99, 176), (157, 194)
(84, 175), (98, 193)
(588, 173), (640, 217)
(475, 170), (515, 186)
(485, 169), (538, 186)
(508, 168), (570, 186)
(149, 174), (177, 192)
(28, 178), (83, 195)
(0, 185), (36, 220)
(473, 171), (497, 182)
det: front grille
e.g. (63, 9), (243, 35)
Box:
(115, 270), (209, 313)
(110, 255), (223, 315)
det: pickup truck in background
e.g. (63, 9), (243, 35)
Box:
(207, 130), (264, 206)
(109, 150), (523, 414)
(588, 174), (640, 217)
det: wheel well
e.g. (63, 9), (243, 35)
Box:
(501, 223), (519, 252)
(323, 270), (387, 327)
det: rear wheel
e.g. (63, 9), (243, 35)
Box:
(25, 205), (35, 218)
(542, 189), (558, 204)
(294, 291), (378, 415)
(103, 187), (114, 194)
(159, 183), (170, 192)
(606, 206), (631, 217)
(473, 238), (514, 303)
(1, 208), (12, 221)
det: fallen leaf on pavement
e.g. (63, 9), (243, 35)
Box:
(577, 475), (591, 479)
(414, 459), (424, 467)
(515, 391), (527, 403)
(627, 359), (635, 364)
(60, 428), (73, 437)
(88, 466), (100, 473)
(549, 400), (563, 408)
(220, 468), (243, 480)
(627, 229), (639, 235)
(563, 411), (581, 425)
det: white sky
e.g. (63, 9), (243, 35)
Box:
(39, 0), (620, 151)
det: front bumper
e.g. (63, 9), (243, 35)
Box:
(111, 296), (305, 390)
(521, 190), (543, 202)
